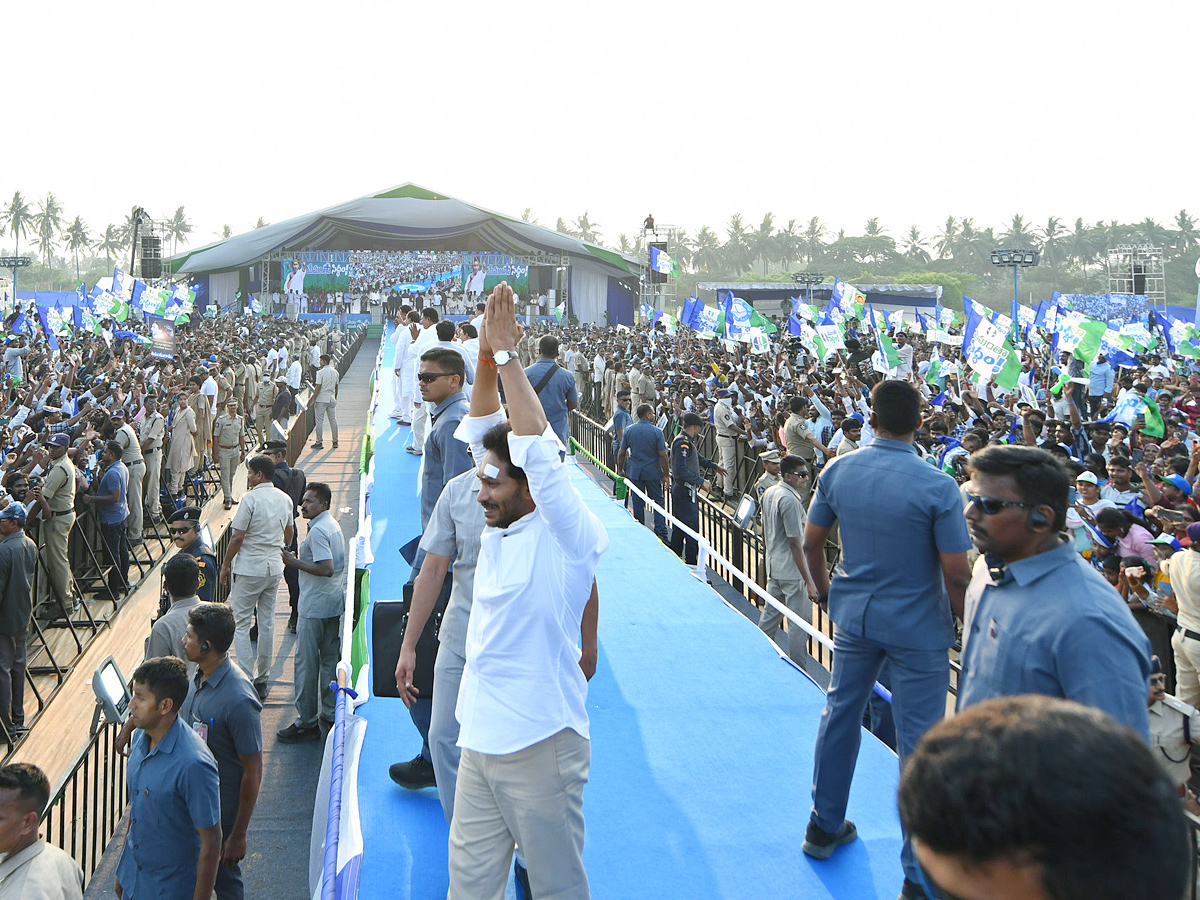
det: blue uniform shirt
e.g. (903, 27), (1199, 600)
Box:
(524, 359), (578, 447)
(611, 406), (634, 456)
(620, 419), (667, 481)
(422, 393), (472, 529)
(957, 540), (1152, 740)
(97, 460), (129, 526)
(116, 715), (220, 898)
(808, 437), (972, 651)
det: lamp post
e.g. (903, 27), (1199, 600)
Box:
(790, 271), (825, 316)
(989, 249), (1039, 347)
(0, 256), (32, 313)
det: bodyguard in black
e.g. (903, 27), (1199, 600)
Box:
(180, 604), (263, 900)
(265, 440), (304, 632)
(669, 413), (724, 565)
(618, 404), (670, 541)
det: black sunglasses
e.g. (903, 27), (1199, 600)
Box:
(417, 372), (454, 384)
(168, 526), (195, 535)
(965, 492), (1034, 515)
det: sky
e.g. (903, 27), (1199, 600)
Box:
(4, 0), (1199, 255)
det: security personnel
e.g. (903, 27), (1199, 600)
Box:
(162, 506), (217, 616)
(254, 375), (275, 447)
(753, 449), (782, 506)
(1148, 654), (1200, 813)
(265, 440), (304, 633)
(111, 409), (146, 544)
(617, 403), (670, 542)
(38, 434), (77, 609)
(713, 389), (744, 501)
(212, 399), (246, 510)
(610, 390), (633, 463)
(140, 394), (167, 525)
(669, 412), (724, 566)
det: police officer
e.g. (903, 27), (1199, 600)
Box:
(212, 399), (246, 511)
(254, 375), (275, 447)
(669, 412), (725, 566)
(36, 434), (77, 610)
(111, 409), (146, 544)
(140, 393), (167, 525)
(1148, 654), (1200, 814)
(610, 390), (633, 465)
(264, 440), (304, 634)
(713, 389), (744, 501)
(617, 403), (670, 542)
(753, 449), (782, 506)
(163, 507), (217, 616)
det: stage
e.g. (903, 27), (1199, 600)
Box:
(350, 329), (907, 898)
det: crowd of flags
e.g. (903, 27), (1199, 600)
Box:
(649, 278), (1198, 440)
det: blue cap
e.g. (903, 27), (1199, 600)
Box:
(47, 433), (70, 448)
(1160, 474), (1193, 497)
(0, 502), (26, 525)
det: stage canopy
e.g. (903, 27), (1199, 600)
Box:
(165, 183), (641, 324)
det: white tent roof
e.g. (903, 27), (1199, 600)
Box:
(167, 183), (641, 279)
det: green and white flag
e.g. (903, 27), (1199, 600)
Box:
(553, 303), (564, 323)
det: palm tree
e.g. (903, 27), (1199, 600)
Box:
(1173, 209), (1197, 257)
(671, 228), (694, 272)
(119, 209), (140, 255)
(33, 192), (64, 273)
(776, 219), (801, 271)
(959, 218), (984, 268)
(934, 216), (959, 260)
(1000, 214), (1038, 249)
(1039, 216), (1065, 271)
(520, 208), (539, 225)
(219, 225), (233, 239)
(723, 214), (753, 275)
(255, 217), (269, 229)
(1137, 217), (1171, 250)
(618, 234), (633, 255)
(1067, 217), (1096, 273)
(166, 206), (193, 256)
(97, 224), (123, 264)
(802, 216), (827, 265)
(751, 213), (777, 275)
(62, 216), (91, 282)
(859, 218), (896, 265)
(902, 225), (931, 264)
(693, 226), (722, 273)
(0, 192), (32, 257)
(573, 212), (601, 244)
(555, 217), (578, 237)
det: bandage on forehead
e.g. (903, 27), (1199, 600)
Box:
(482, 463), (501, 480)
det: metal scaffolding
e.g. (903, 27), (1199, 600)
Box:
(640, 224), (681, 321)
(1106, 244), (1166, 305)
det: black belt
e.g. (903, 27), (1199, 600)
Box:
(48, 509), (74, 517)
(127, 459), (145, 466)
(1177, 626), (1200, 642)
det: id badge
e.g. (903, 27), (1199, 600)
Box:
(192, 720), (209, 742)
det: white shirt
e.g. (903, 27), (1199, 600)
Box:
(201, 376), (218, 414)
(286, 359), (302, 390)
(309, 344), (321, 367)
(454, 420), (609, 755)
(592, 353), (605, 383)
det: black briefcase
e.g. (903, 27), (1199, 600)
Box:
(371, 574), (452, 701)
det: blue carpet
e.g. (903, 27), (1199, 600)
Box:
(356, 349), (905, 899)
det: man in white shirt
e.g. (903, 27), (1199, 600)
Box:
(390, 312), (418, 423)
(0, 763), (83, 899)
(286, 357), (303, 393)
(892, 332), (914, 379)
(201, 368), (219, 416)
(443, 283), (607, 900)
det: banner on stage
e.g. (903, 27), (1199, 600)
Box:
(282, 251), (352, 295)
(149, 316), (176, 360)
(462, 253), (529, 297)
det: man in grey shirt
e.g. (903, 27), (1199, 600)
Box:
(2, 336), (29, 382)
(0, 503), (36, 734)
(278, 482), (346, 743)
(146, 554), (204, 680)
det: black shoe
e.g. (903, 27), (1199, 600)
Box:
(801, 819), (857, 859)
(898, 878), (930, 900)
(332, 442), (338, 449)
(254, 679), (269, 701)
(288, 612), (297, 634)
(311, 443), (324, 450)
(388, 755), (436, 789)
(277, 722), (321, 743)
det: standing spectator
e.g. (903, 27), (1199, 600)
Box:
(269, 376), (291, 440)
(0, 763), (83, 899)
(278, 482), (346, 743)
(389, 311), (418, 424)
(957, 445), (1152, 739)
(1088, 353), (1115, 418)
(800, 380), (972, 897)
(116, 657), (221, 900)
(310, 354), (339, 451)
(253, 375), (275, 446)
(212, 399), (246, 511)
(219, 456), (294, 701)
(83, 440), (129, 599)
(146, 554), (204, 679)
(180, 604), (263, 900)
(669, 413), (723, 566)
(898, 696), (1189, 900)
(756, 456), (821, 676)
(110, 409), (146, 544)
(138, 394), (166, 525)
(167, 391), (198, 497)
(0, 504), (36, 736)
(617, 404), (669, 542)
(713, 389), (744, 500)
(36, 434), (76, 609)
(2, 336), (29, 382)
(286, 354), (303, 398)
(523, 335), (578, 449)
(188, 374), (214, 469)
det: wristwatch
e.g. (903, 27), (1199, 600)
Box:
(493, 350), (515, 367)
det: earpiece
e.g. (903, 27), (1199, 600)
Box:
(200, 640), (211, 654)
(1027, 508), (1050, 531)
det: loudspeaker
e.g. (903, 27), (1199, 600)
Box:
(1133, 262), (1146, 296)
(140, 234), (162, 279)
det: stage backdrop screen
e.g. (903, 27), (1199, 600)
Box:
(281, 251), (351, 295)
(462, 253), (529, 299)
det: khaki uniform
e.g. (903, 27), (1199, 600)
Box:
(139, 411), (166, 522)
(254, 381), (275, 447)
(188, 392), (213, 468)
(40, 454), (77, 607)
(714, 399), (741, 496)
(784, 413), (816, 463)
(212, 412), (245, 502)
(217, 366), (235, 410)
(114, 422), (145, 541)
(1149, 695), (1200, 792)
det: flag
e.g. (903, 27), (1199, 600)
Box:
(964, 316), (1015, 384)
(815, 322), (845, 354)
(994, 343), (1022, 391)
(798, 322), (830, 361)
(878, 332), (902, 369)
(1142, 393), (1166, 439)
(35, 307), (59, 352)
(649, 246), (678, 278)
(788, 314), (805, 337)
(112, 267), (132, 299)
(1064, 317), (1108, 363)
(925, 356), (942, 385)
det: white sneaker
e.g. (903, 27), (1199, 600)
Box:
(388, 409), (404, 419)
